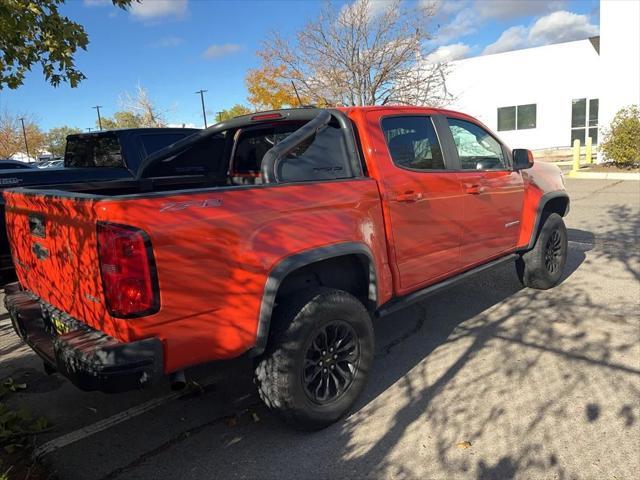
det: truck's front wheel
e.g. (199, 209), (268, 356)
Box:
(254, 288), (374, 430)
(516, 212), (568, 289)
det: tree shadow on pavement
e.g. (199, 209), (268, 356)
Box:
(103, 236), (638, 480)
(327, 213), (639, 480)
(125, 213), (636, 480)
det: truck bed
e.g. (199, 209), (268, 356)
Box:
(4, 178), (388, 373)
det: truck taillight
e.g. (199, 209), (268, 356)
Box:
(97, 222), (159, 318)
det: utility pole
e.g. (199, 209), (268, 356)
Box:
(92, 105), (103, 130)
(18, 117), (30, 162)
(195, 90), (208, 128)
(86, 127), (93, 132)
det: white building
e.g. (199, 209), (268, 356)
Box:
(445, 0), (640, 153)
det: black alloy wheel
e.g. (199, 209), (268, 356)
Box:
(302, 321), (360, 404)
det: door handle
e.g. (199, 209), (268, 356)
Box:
(394, 191), (423, 202)
(464, 184), (486, 195)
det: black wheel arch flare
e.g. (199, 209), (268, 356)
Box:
(249, 242), (378, 357)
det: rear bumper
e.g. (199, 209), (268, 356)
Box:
(4, 285), (164, 393)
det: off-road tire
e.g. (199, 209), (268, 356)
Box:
(254, 288), (374, 430)
(516, 212), (568, 289)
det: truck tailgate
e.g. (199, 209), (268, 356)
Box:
(3, 190), (113, 333)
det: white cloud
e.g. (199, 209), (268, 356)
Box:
(368, 0), (395, 16)
(482, 25), (528, 54)
(202, 43), (242, 60)
(130, 0), (188, 20)
(152, 36), (184, 48)
(339, 0), (395, 22)
(83, 0), (110, 6)
(475, 0), (566, 20)
(482, 10), (598, 55)
(431, 0), (468, 17)
(167, 122), (198, 129)
(427, 43), (471, 62)
(528, 10), (598, 45)
(433, 0), (569, 44)
(435, 8), (478, 43)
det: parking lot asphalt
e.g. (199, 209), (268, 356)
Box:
(1, 178), (638, 480)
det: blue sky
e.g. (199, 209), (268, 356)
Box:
(0, 0), (599, 131)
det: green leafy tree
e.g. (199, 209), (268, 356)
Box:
(46, 125), (81, 156)
(0, 0), (134, 90)
(215, 104), (252, 123)
(100, 111), (145, 130)
(600, 105), (640, 166)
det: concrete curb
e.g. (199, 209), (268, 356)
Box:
(566, 170), (640, 180)
(540, 160), (574, 166)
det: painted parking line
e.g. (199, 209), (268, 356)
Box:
(32, 382), (214, 459)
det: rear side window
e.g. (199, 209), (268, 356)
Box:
(447, 118), (507, 170)
(139, 133), (191, 157)
(277, 124), (352, 182)
(381, 116), (445, 170)
(232, 121), (353, 183)
(233, 123), (300, 175)
(65, 134), (123, 168)
(146, 135), (226, 177)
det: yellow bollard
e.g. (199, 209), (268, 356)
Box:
(585, 136), (593, 164)
(572, 139), (581, 171)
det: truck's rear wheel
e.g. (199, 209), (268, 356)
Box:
(254, 288), (374, 430)
(516, 212), (568, 289)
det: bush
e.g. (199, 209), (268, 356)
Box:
(600, 105), (640, 166)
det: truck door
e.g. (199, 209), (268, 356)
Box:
(443, 117), (525, 267)
(373, 114), (465, 294)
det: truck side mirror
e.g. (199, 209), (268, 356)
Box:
(513, 149), (534, 170)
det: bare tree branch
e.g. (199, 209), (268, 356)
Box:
(119, 84), (167, 127)
(259, 0), (451, 107)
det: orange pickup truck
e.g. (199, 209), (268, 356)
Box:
(4, 107), (569, 429)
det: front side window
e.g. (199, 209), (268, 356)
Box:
(448, 118), (507, 170)
(381, 116), (445, 170)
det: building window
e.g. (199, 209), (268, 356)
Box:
(497, 104), (537, 131)
(497, 106), (516, 131)
(571, 98), (599, 145)
(517, 104), (536, 129)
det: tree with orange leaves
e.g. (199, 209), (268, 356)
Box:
(246, 61), (307, 110)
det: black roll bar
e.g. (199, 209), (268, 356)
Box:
(136, 108), (362, 181)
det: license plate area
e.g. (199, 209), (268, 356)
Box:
(41, 304), (81, 336)
(51, 313), (72, 335)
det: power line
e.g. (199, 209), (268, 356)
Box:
(18, 117), (30, 162)
(195, 90), (208, 128)
(92, 105), (103, 130)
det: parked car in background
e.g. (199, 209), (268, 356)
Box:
(36, 160), (53, 169)
(47, 159), (64, 168)
(0, 128), (199, 277)
(0, 160), (35, 170)
(4, 107), (569, 430)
